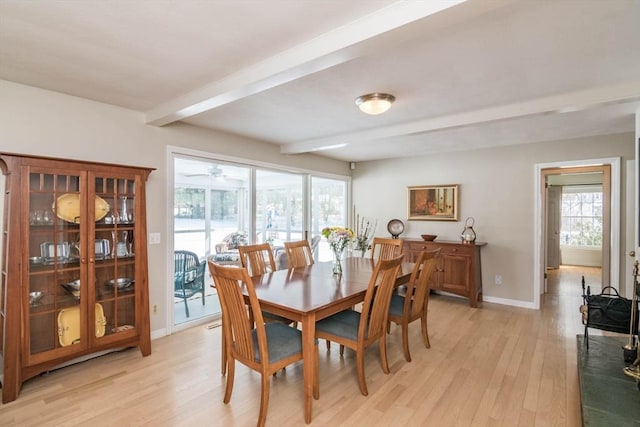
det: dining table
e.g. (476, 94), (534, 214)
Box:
(247, 256), (415, 424)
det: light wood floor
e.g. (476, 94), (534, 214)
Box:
(0, 266), (601, 426)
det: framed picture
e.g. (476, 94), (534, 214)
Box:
(407, 184), (458, 221)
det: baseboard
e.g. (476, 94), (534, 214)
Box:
(433, 290), (537, 309)
(151, 328), (167, 340)
(482, 295), (537, 309)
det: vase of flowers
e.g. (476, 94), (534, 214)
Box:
(321, 226), (354, 275)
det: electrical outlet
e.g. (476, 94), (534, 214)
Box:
(148, 232), (161, 244)
(495, 275), (502, 285)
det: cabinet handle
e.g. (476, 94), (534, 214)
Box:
(87, 258), (94, 263)
(452, 248), (457, 252)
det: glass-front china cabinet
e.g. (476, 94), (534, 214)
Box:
(0, 153), (153, 403)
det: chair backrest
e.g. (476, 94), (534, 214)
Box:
(359, 254), (404, 342)
(405, 249), (440, 318)
(174, 250), (200, 283)
(370, 237), (404, 260)
(238, 243), (276, 276)
(284, 239), (314, 268)
(208, 261), (267, 367)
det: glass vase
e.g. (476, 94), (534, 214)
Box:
(332, 247), (344, 275)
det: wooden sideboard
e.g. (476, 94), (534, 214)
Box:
(403, 238), (486, 307)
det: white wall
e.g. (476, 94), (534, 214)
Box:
(352, 134), (635, 305)
(560, 246), (602, 267)
(0, 80), (350, 335)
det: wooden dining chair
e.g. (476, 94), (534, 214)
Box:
(370, 237), (403, 260)
(208, 261), (318, 427)
(315, 254), (404, 396)
(239, 243), (297, 327)
(232, 243), (297, 374)
(387, 248), (440, 362)
(284, 239), (314, 268)
(238, 243), (277, 276)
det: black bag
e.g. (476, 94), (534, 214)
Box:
(580, 276), (638, 348)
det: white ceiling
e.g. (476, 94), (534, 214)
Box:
(1, 0), (639, 162)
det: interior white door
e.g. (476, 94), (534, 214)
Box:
(547, 185), (561, 269)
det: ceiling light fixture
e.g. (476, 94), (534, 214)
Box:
(355, 93), (396, 115)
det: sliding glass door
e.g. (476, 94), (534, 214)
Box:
(311, 177), (348, 261)
(256, 169), (304, 246)
(173, 158), (250, 325)
(172, 154), (349, 327)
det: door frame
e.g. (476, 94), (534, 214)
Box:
(534, 157), (620, 310)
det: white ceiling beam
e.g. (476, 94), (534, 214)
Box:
(145, 0), (468, 126)
(281, 82), (640, 154)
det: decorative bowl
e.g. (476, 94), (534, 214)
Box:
(62, 280), (81, 299)
(29, 291), (45, 305)
(107, 278), (134, 290)
(421, 234), (437, 241)
(64, 279), (81, 291)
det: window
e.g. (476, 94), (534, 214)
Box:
(311, 177), (348, 261)
(560, 185), (603, 247)
(256, 169), (304, 245)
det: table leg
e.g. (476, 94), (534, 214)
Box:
(302, 312), (316, 424)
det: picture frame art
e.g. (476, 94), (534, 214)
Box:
(407, 184), (458, 221)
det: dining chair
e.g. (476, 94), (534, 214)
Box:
(283, 238), (337, 350)
(276, 235), (321, 270)
(315, 254), (404, 396)
(238, 243), (298, 328)
(370, 237), (404, 260)
(284, 239), (314, 268)
(238, 243), (277, 276)
(208, 261), (318, 427)
(387, 248), (440, 362)
(230, 243), (298, 375)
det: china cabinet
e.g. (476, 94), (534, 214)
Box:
(0, 153), (154, 403)
(403, 238), (486, 307)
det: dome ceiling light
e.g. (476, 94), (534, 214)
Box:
(355, 93), (395, 115)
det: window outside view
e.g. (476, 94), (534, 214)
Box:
(560, 186), (603, 247)
(173, 157), (348, 325)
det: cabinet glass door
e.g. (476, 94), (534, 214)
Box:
(28, 170), (83, 356)
(92, 176), (137, 338)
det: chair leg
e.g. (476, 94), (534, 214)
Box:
(201, 288), (206, 305)
(402, 323), (412, 362)
(223, 358), (235, 403)
(183, 296), (190, 318)
(258, 373), (271, 427)
(221, 326), (227, 375)
(420, 315), (431, 349)
(326, 340), (331, 351)
(356, 349), (368, 396)
(339, 344), (345, 356)
(379, 336), (390, 374)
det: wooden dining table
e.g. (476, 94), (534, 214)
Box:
(247, 256), (414, 424)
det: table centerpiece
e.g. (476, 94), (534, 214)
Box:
(321, 226), (355, 275)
